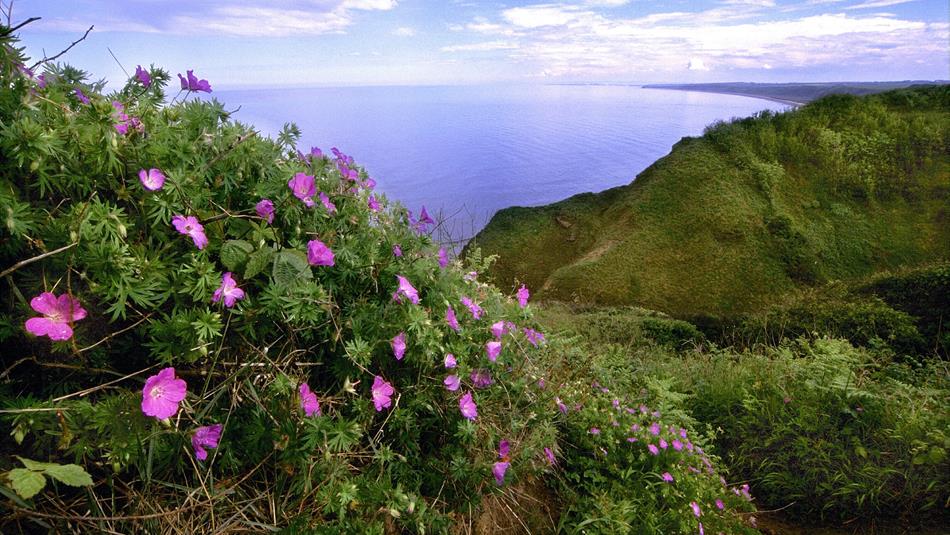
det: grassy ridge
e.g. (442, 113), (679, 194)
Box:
(469, 87), (950, 318)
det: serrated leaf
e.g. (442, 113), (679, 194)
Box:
(16, 456), (55, 472)
(220, 240), (254, 272)
(245, 247), (274, 279)
(272, 249), (312, 286)
(43, 464), (93, 487)
(6, 468), (46, 499)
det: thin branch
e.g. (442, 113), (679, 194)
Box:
(78, 313), (152, 353)
(107, 46), (129, 78)
(3, 15), (40, 35)
(51, 363), (157, 403)
(0, 242), (76, 279)
(29, 24), (93, 70)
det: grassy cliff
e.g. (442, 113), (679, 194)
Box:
(469, 86), (950, 318)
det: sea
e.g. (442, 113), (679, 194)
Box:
(214, 84), (789, 240)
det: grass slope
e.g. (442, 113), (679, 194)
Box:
(469, 87), (950, 318)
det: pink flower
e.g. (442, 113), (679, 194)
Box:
(288, 173), (316, 207)
(659, 439), (668, 449)
(177, 70), (212, 92)
(135, 65), (151, 87)
(372, 375), (394, 411)
(437, 247), (448, 268)
(460, 296), (483, 319)
(555, 397), (568, 414)
(74, 88), (90, 105)
(445, 306), (460, 332)
(299, 382), (321, 417)
(192, 424), (222, 461)
(523, 327), (545, 347)
(255, 199), (274, 224)
(391, 332), (406, 360)
(141, 367), (187, 420)
(492, 461), (510, 486)
(544, 447), (556, 465)
(459, 391), (477, 420)
(470, 369), (493, 388)
(648, 444), (659, 455)
(486, 341), (502, 362)
(649, 422), (661, 436)
(444, 353), (457, 368)
(319, 192), (336, 214)
(498, 439), (510, 459)
(138, 168), (165, 191)
(715, 499), (725, 510)
(672, 439), (683, 451)
(516, 284), (529, 308)
(212, 272), (245, 307)
(24, 292), (86, 341)
(590, 427), (600, 435)
(490, 321), (506, 339)
(444, 374), (460, 391)
(392, 244), (402, 257)
(172, 215), (208, 250)
(307, 239), (335, 266)
(690, 502), (701, 518)
(367, 195), (380, 212)
(392, 275), (420, 305)
(662, 472), (674, 483)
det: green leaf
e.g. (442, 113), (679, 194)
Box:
(6, 468), (46, 499)
(43, 464), (94, 487)
(272, 249), (312, 286)
(245, 246), (274, 279)
(16, 456), (55, 472)
(220, 240), (254, 272)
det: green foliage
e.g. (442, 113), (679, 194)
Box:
(473, 86), (950, 317)
(0, 37), (557, 531)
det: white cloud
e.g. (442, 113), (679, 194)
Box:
(173, 7), (352, 37)
(393, 26), (416, 37)
(844, 0), (916, 9)
(584, 0), (631, 6)
(441, 41), (519, 52)
(688, 58), (711, 70)
(720, 0), (776, 6)
(341, 0), (398, 10)
(502, 5), (586, 28)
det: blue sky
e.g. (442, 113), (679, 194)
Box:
(10, 0), (949, 87)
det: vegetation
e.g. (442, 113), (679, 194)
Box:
(0, 28), (757, 533)
(642, 81), (947, 104)
(470, 86), (950, 318)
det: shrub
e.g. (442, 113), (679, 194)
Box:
(0, 35), (558, 532)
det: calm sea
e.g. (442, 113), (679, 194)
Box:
(215, 85), (788, 238)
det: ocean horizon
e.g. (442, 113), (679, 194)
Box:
(214, 84), (789, 240)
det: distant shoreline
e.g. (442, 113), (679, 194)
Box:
(642, 81), (948, 106)
(643, 86), (805, 107)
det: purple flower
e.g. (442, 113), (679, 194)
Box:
(255, 199), (275, 224)
(443, 374), (460, 391)
(662, 472), (674, 483)
(307, 239), (335, 266)
(464, 271), (478, 282)
(470, 369), (493, 388)
(715, 499), (725, 510)
(391, 332), (406, 360)
(486, 341), (502, 362)
(649, 422), (661, 436)
(459, 391), (477, 420)
(24, 292), (86, 341)
(411, 205), (435, 233)
(392, 244), (402, 257)
(444, 353), (457, 368)
(498, 439), (510, 458)
(690, 502), (701, 518)
(178, 69), (212, 92)
(523, 327), (545, 347)
(74, 88), (90, 105)
(544, 447), (556, 465)
(318, 192), (337, 214)
(299, 383), (321, 417)
(437, 247), (448, 268)
(135, 65), (151, 87)
(659, 439), (668, 449)
(590, 427), (600, 435)
(699, 523), (705, 535)
(648, 444), (659, 455)
(492, 461), (510, 486)
(36, 74), (47, 89)
(368, 195), (380, 212)
(288, 173), (316, 207)
(627, 437), (638, 442)
(392, 275), (420, 305)
(490, 321), (506, 339)
(672, 439), (684, 451)
(460, 296), (483, 319)
(137, 168), (165, 191)
(445, 306), (460, 332)
(372, 375), (394, 411)
(556, 397), (568, 414)
(516, 284), (530, 308)
(212, 272), (245, 308)
(192, 424), (222, 461)
(680, 428), (688, 438)
(141, 367), (187, 420)
(172, 215), (209, 250)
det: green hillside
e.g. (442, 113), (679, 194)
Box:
(469, 86), (950, 318)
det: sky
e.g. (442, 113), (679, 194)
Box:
(8, 0), (949, 87)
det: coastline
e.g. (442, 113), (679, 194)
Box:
(642, 86), (805, 107)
